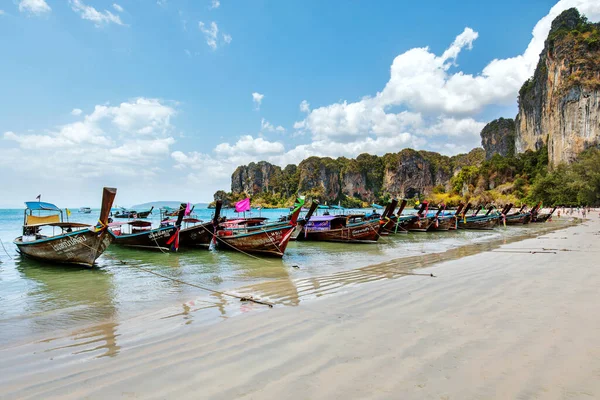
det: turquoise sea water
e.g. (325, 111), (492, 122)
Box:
(0, 206), (563, 347)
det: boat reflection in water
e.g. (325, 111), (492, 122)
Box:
(12, 257), (120, 359)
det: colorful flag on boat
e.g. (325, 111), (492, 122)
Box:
(292, 196), (305, 213)
(184, 202), (192, 216)
(235, 197), (251, 213)
(66, 208), (71, 217)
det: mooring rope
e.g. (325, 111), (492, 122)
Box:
(0, 238), (13, 259)
(76, 231), (277, 308)
(197, 222), (275, 263)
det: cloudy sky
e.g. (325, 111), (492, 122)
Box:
(1, 0), (599, 207)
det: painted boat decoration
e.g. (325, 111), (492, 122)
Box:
(212, 201), (303, 257)
(13, 187), (117, 267)
(109, 204), (185, 251)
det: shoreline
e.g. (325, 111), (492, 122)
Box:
(0, 218), (574, 351)
(1, 215), (599, 398)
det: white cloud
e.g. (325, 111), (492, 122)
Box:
(4, 98), (176, 171)
(70, 0), (124, 26)
(252, 92), (264, 110)
(215, 135), (285, 157)
(223, 33), (232, 44)
(71, 108), (83, 116)
(0, 10), (5, 16)
(199, 21), (218, 49)
(299, 100), (310, 113)
(113, 3), (124, 13)
(18, 0), (51, 15)
(261, 118), (285, 133)
(210, 0), (220, 9)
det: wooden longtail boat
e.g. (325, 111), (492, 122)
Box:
(428, 204), (463, 231)
(290, 202), (320, 240)
(178, 202), (222, 248)
(295, 202), (383, 243)
(404, 202), (434, 232)
(112, 206), (154, 219)
(532, 206), (557, 223)
(109, 204), (186, 251)
(14, 187), (117, 267)
(381, 199), (416, 234)
(213, 203), (302, 257)
(457, 203), (498, 230)
(504, 204), (532, 225)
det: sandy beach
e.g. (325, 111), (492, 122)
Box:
(1, 213), (599, 399)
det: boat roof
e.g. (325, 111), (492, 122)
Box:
(309, 215), (341, 221)
(26, 222), (90, 228)
(25, 201), (61, 212)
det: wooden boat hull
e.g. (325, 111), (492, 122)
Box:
(405, 216), (434, 232)
(216, 224), (296, 257)
(109, 225), (179, 251)
(532, 213), (552, 223)
(296, 219), (382, 243)
(457, 217), (498, 230)
(179, 221), (216, 247)
(505, 213), (532, 225)
(14, 229), (113, 267)
(428, 216), (456, 231)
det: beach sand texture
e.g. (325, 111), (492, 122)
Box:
(1, 213), (599, 399)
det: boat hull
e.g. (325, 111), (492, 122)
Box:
(179, 222), (216, 247)
(405, 217), (434, 232)
(14, 229), (113, 267)
(458, 217), (498, 230)
(109, 225), (179, 251)
(428, 216), (456, 231)
(216, 224), (296, 257)
(296, 220), (381, 243)
(505, 213), (532, 225)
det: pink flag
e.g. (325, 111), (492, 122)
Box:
(185, 202), (192, 216)
(235, 198), (251, 213)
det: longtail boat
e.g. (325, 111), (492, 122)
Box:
(381, 199), (412, 234)
(213, 201), (302, 257)
(295, 201), (383, 243)
(112, 206), (154, 219)
(178, 202), (222, 248)
(14, 187), (117, 267)
(428, 203), (463, 231)
(290, 202), (320, 240)
(505, 204), (532, 225)
(532, 206), (557, 222)
(404, 202), (434, 232)
(109, 204), (186, 251)
(457, 203), (498, 230)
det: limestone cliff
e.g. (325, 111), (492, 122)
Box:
(227, 149), (485, 206)
(515, 8), (600, 166)
(481, 118), (516, 159)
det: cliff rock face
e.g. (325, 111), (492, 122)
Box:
(515, 8), (600, 166)
(231, 161), (282, 195)
(228, 148), (485, 205)
(481, 118), (516, 159)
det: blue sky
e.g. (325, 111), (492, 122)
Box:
(1, 0), (599, 207)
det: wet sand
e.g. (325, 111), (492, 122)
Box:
(2, 213), (599, 399)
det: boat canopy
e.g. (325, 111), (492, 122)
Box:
(371, 203), (384, 209)
(25, 201), (61, 212)
(317, 205), (330, 209)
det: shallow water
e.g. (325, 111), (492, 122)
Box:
(0, 207), (569, 348)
